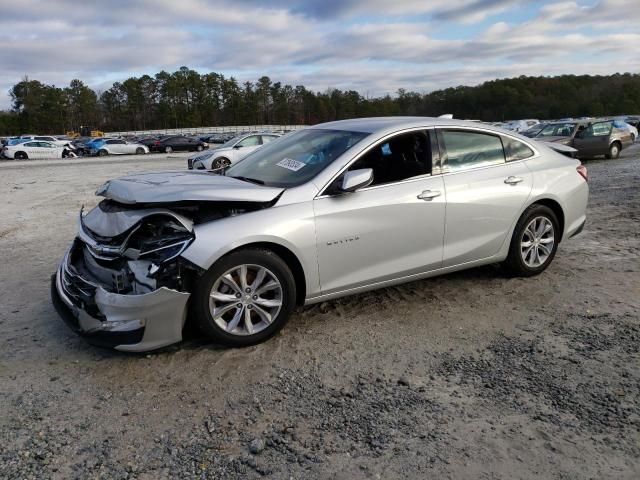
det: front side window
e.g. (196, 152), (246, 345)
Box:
(238, 135), (261, 147)
(440, 130), (505, 172)
(348, 130), (431, 186)
(502, 137), (534, 162)
(225, 129), (369, 188)
(24, 142), (38, 147)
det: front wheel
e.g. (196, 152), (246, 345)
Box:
(212, 157), (231, 170)
(135, 147), (145, 154)
(14, 151), (28, 160)
(192, 249), (297, 347)
(98, 149), (108, 157)
(165, 146), (173, 154)
(196, 145), (204, 152)
(504, 204), (559, 277)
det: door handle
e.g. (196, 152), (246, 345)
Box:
(504, 176), (523, 185)
(417, 190), (441, 201)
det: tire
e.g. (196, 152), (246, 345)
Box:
(135, 147), (145, 155)
(212, 157), (231, 170)
(14, 151), (28, 160)
(192, 248), (297, 347)
(504, 204), (559, 277)
(98, 149), (108, 157)
(605, 142), (620, 159)
(196, 145), (204, 152)
(165, 146), (173, 154)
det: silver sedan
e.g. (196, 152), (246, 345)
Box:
(52, 117), (588, 351)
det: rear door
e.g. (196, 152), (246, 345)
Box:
(314, 128), (446, 294)
(437, 128), (534, 267)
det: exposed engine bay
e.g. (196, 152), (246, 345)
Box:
(72, 198), (275, 297)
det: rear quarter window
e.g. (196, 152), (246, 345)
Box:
(502, 137), (534, 161)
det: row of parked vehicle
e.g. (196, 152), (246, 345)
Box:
(0, 130), (287, 160)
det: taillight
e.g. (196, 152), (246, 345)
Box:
(577, 164), (588, 182)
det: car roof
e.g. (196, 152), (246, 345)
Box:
(310, 116), (522, 136)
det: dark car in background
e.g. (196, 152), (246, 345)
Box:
(149, 135), (208, 153)
(573, 119), (634, 159)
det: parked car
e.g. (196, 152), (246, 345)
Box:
(18, 135), (73, 148)
(149, 135), (208, 153)
(521, 123), (547, 138)
(52, 117), (588, 352)
(504, 119), (539, 133)
(532, 121), (588, 145)
(2, 141), (75, 159)
(189, 133), (280, 170)
(89, 138), (150, 156)
(572, 119), (634, 159)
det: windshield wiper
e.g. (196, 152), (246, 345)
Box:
(230, 176), (265, 185)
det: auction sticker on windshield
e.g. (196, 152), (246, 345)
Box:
(276, 158), (306, 172)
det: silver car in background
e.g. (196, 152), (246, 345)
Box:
(52, 117), (588, 352)
(188, 132), (280, 170)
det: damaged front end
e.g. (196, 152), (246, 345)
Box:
(52, 201), (198, 352)
(51, 170), (285, 351)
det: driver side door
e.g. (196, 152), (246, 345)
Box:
(313, 129), (446, 295)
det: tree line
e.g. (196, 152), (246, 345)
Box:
(2, 67), (639, 135)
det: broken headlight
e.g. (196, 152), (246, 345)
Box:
(123, 218), (194, 264)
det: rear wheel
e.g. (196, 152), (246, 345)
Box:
(504, 204), (559, 277)
(14, 151), (28, 160)
(605, 142), (620, 159)
(165, 146), (173, 154)
(135, 147), (145, 154)
(192, 248), (296, 347)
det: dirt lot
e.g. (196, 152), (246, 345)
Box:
(1, 146), (639, 479)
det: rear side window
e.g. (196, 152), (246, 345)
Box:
(502, 137), (534, 162)
(439, 130), (505, 172)
(584, 121), (612, 137)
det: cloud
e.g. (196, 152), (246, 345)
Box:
(0, 0), (638, 109)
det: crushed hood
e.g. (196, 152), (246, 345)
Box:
(96, 170), (284, 205)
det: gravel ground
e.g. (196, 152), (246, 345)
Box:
(0, 146), (639, 479)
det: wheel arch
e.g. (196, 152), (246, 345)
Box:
(527, 198), (565, 242)
(217, 241), (307, 306)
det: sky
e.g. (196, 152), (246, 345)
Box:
(0, 0), (638, 109)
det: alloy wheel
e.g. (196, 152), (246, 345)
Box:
(209, 264), (283, 336)
(520, 216), (555, 268)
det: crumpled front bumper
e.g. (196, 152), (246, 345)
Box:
(51, 249), (190, 352)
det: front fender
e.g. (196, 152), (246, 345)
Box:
(180, 201), (320, 298)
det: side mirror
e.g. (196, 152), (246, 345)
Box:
(341, 168), (373, 193)
(233, 145), (242, 149)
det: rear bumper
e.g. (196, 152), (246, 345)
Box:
(51, 249), (190, 352)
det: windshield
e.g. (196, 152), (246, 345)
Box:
(537, 123), (576, 137)
(225, 128), (370, 188)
